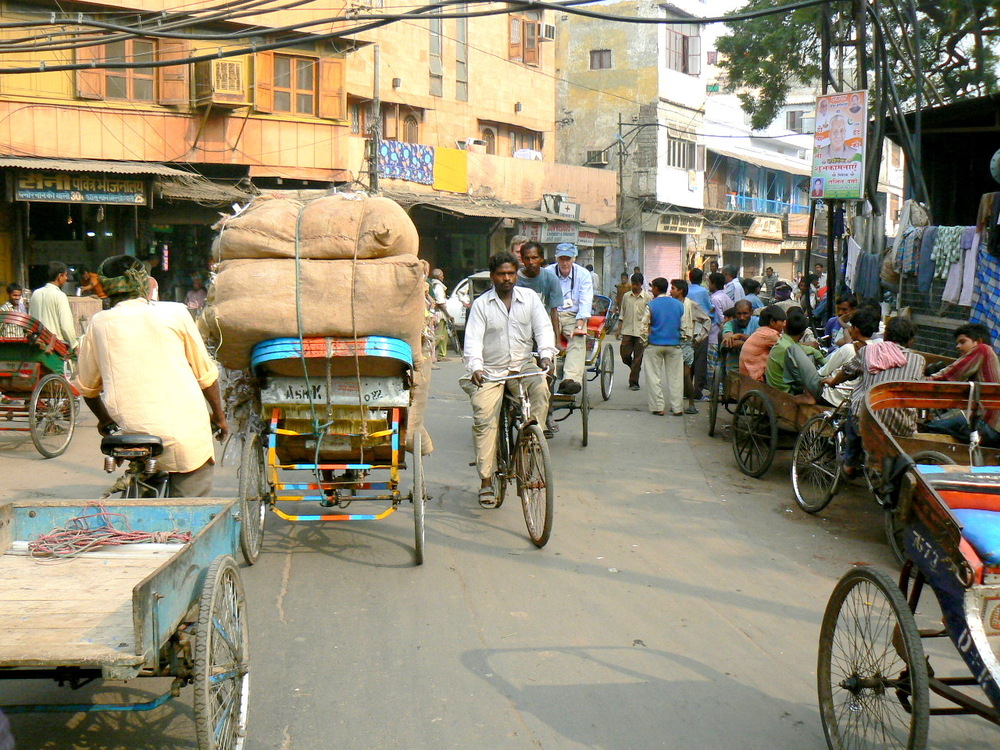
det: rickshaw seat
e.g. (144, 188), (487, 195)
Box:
(951, 508), (1000, 565)
(101, 434), (164, 457)
(587, 315), (605, 334)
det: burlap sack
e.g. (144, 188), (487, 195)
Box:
(215, 194), (418, 261)
(407, 353), (433, 455)
(202, 255), (425, 370)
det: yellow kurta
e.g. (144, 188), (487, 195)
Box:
(74, 299), (219, 473)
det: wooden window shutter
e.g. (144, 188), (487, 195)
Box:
(75, 45), (104, 100)
(523, 21), (539, 66)
(508, 17), (522, 62)
(254, 51), (274, 113)
(157, 40), (190, 106)
(318, 58), (346, 120)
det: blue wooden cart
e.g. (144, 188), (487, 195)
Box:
(0, 498), (250, 750)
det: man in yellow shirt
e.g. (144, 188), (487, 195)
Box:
(616, 273), (651, 390)
(28, 262), (78, 348)
(74, 255), (229, 497)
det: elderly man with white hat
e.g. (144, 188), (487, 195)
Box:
(545, 242), (594, 394)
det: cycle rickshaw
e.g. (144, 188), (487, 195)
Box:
(0, 310), (77, 458)
(549, 294), (616, 447)
(238, 335), (427, 565)
(817, 381), (1000, 749)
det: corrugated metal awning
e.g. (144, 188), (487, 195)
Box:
(708, 147), (811, 177)
(382, 189), (558, 222)
(0, 156), (194, 177)
(155, 176), (256, 205)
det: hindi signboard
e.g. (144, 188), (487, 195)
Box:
(810, 90), (867, 201)
(14, 171), (147, 205)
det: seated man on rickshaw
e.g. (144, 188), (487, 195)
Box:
(720, 300), (758, 371)
(739, 305), (786, 381)
(765, 310), (828, 401)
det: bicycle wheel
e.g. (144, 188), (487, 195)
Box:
(707, 365), (724, 437)
(517, 423), (554, 547)
(732, 390), (777, 477)
(581, 377), (590, 448)
(885, 450), (955, 567)
(792, 414), (842, 514)
(448, 322), (462, 354)
(599, 345), (614, 401)
(237, 433), (268, 565)
(28, 374), (76, 458)
(412, 431), (426, 565)
(818, 566), (928, 750)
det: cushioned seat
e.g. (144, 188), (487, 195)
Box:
(101, 434), (164, 457)
(952, 508), (1000, 565)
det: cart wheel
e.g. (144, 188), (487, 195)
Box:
(29, 374), (77, 458)
(792, 414), (842, 514)
(517, 424), (554, 548)
(237, 433), (268, 565)
(707, 365), (724, 437)
(885, 450), (955, 567)
(581, 377), (590, 447)
(599, 345), (614, 401)
(818, 565), (929, 750)
(412, 432), (425, 565)
(731, 390), (777, 477)
(193, 555), (250, 750)
(449, 324), (462, 355)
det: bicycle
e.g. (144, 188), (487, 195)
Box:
(99, 431), (170, 498)
(480, 368), (555, 548)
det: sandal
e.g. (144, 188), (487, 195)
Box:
(684, 406), (699, 414)
(478, 486), (498, 508)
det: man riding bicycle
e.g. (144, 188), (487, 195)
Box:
(461, 251), (556, 507)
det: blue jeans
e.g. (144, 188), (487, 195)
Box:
(843, 414), (863, 469)
(923, 413), (1000, 448)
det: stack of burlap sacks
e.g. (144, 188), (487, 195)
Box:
(200, 193), (432, 454)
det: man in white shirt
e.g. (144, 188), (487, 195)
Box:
(722, 266), (745, 304)
(545, 242), (594, 395)
(462, 251), (556, 506)
(427, 268), (452, 360)
(616, 273), (651, 390)
(28, 261), (78, 348)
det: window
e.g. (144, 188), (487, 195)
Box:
(509, 126), (542, 155)
(589, 50), (612, 70)
(706, 50), (718, 65)
(349, 99), (365, 134)
(889, 193), (901, 222)
(273, 55), (315, 115)
(664, 137), (697, 169)
(104, 39), (156, 101)
(456, 8), (469, 101)
(429, 11), (443, 97)
(403, 115), (419, 144)
(664, 24), (701, 75)
(786, 109), (805, 133)
(508, 15), (539, 65)
(482, 128), (497, 155)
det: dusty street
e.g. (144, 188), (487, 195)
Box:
(2, 361), (996, 749)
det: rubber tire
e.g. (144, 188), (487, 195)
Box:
(518, 424), (554, 548)
(599, 345), (614, 401)
(581, 376), (590, 448)
(237, 434), (267, 565)
(792, 414), (842, 514)
(193, 555), (250, 750)
(412, 432), (425, 565)
(731, 390), (778, 478)
(29, 374), (77, 458)
(885, 450), (956, 567)
(818, 565), (929, 750)
(707, 365), (723, 437)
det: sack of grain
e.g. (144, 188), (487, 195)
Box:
(202, 255), (425, 370)
(407, 353), (433, 455)
(215, 194), (418, 261)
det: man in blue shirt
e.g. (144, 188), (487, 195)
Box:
(641, 277), (685, 416)
(687, 268), (714, 399)
(545, 242), (593, 395)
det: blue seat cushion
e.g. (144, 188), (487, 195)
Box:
(952, 509), (1000, 565)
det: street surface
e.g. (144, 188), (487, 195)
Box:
(2, 360), (998, 749)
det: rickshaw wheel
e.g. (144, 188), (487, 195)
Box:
(599, 345), (614, 401)
(885, 450), (955, 567)
(731, 390), (777, 477)
(237, 433), (268, 565)
(792, 414), (842, 514)
(29, 374), (77, 458)
(413, 431), (426, 565)
(193, 555), (250, 750)
(517, 424), (554, 548)
(581, 377), (590, 447)
(818, 565), (928, 750)
(707, 365), (724, 437)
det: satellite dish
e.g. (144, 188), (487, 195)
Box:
(991, 148), (1000, 184)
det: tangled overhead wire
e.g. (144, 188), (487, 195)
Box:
(28, 502), (192, 561)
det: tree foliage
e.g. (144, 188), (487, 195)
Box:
(715, 0), (1000, 130)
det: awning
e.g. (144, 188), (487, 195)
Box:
(383, 189), (558, 222)
(155, 175), (256, 205)
(707, 146), (811, 177)
(0, 156), (195, 177)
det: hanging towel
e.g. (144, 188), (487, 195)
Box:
(846, 236), (861, 291)
(960, 232), (980, 307)
(916, 225), (938, 292)
(864, 340), (909, 373)
(899, 227), (924, 275)
(971, 245), (1000, 348)
(931, 226), (966, 281)
(943, 227), (978, 304)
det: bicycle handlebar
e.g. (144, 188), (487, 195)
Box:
(483, 366), (552, 384)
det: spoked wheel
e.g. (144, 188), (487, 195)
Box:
(517, 424), (554, 548)
(412, 432), (426, 565)
(488, 470), (508, 509)
(731, 390), (777, 477)
(792, 414), (842, 513)
(448, 322), (462, 355)
(237, 433), (268, 565)
(193, 555), (250, 750)
(581, 377), (590, 448)
(707, 365), (724, 437)
(28, 374), (77, 458)
(818, 566), (929, 750)
(599, 345), (614, 401)
(885, 450), (955, 567)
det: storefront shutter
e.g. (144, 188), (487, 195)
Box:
(75, 45), (104, 100)
(157, 40), (190, 106)
(318, 58), (346, 121)
(254, 51), (274, 113)
(643, 234), (683, 283)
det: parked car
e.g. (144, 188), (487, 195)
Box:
(444, 271), (492, 333)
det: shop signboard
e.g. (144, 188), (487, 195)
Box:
(741, 238), (782, 255)
(810, 90), (867, 201)
(14, 171), (147, 205)
(577, 231), (597, 247)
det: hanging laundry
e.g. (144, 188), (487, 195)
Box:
(971, 245), (1000, 349)
(854, 252), (882, 301)
(916, 225), (938, 293)
(931, 225), (967, 281)
(959, 231), (980, 307)
(897, 226), (925, 275)
(942, 227), (978, 304)
(846, 236), (861, 291)
(989, 192), (1000, 257)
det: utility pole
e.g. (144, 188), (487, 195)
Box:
(617, 112), (626, 276)
(368, 44), (381, 192)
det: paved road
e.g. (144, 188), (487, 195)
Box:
(2, 361), (997, 749)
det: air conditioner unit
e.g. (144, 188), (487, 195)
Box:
(540, 23), (556, 41)
(194, 58), (250, 108)
(585, 149), (608, 167)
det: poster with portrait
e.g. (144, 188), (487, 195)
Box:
(810, 90), (867, 201)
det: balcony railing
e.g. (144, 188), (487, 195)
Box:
(705, 184), (809, 214)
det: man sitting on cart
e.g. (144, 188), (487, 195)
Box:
(739, 305), (787, 381)
(73, 255), (230, 497)
(462, 251), (556, 506)
(545, 243), (594, 396)
(28, 262), (78, 350)
(765, 310), (827, 399)
(720, 300), (759, 371)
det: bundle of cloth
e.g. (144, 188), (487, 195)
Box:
(200, 193), (433, 453)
